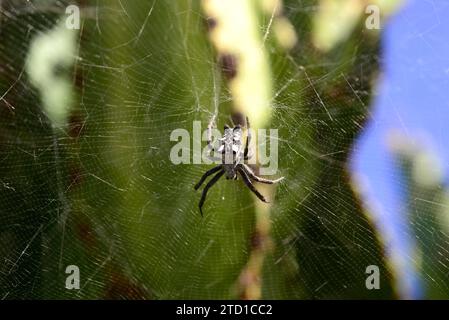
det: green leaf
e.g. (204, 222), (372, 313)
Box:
(0, 0), (397, 299)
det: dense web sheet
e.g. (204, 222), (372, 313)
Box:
(2, 0), (443, 300)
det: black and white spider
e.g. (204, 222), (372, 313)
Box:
(194, 116), (284, 215)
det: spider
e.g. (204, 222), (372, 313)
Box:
(194, 116), (284, 216)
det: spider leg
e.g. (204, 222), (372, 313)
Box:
(240, 164), (285, 184)
(243, 151), (254, 161)
(194, 165), (222, 190)
(199, 170), (225, 216)
(237, 167), (268, 203)
(243, 116), (252, 160)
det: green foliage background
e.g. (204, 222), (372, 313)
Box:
(0, 0), (404, 299)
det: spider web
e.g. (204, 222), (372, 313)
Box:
(0, 0), (445, 300)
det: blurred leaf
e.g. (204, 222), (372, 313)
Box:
(393, 139), (449, 299)
(313, 0), (403, 52)
(0, 0), (399, 299)
(261, 0), (396, 298)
